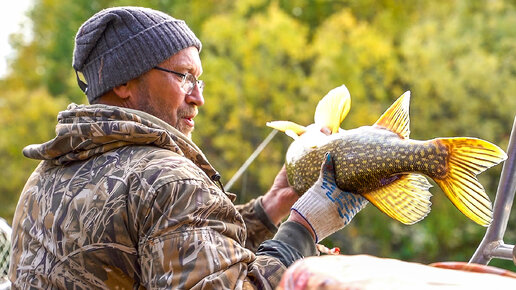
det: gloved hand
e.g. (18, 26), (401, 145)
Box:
(291, 153), (368, 243)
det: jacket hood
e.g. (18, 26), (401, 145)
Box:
(23, 103), (220, 179)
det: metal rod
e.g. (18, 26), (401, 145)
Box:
(490, 243), (515, 261)
(225, 129), (278, 191)
(470, 116), (516, 265)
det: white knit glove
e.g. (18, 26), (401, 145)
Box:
(291, 153), (368, 243)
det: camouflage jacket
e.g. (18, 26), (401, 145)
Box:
(9, 104), (313, 289)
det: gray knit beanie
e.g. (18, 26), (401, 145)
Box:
(73, 6), (202, 103)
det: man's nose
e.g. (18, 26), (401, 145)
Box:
(186, 85), (204, 106)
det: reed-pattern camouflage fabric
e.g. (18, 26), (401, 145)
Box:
(9, 104), (289, 289)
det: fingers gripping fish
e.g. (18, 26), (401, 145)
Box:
(267, 85), (507, 226)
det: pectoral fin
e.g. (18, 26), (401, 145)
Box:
(363, 173), (432, 225)
(314, 85), (351, 134)
(266, 121), (307, 137)
(373, 91), (411, 139)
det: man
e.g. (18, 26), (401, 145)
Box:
(9, 7), (366, 289)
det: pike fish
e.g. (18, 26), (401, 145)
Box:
(267, 85), (507, 226)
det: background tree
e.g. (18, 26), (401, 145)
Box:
(0, 89), (67, 219)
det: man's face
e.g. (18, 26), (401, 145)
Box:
(132, 47), (204, 138)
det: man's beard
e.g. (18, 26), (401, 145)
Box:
(174, 108), (196, 139)
(136, 86), (195, 138)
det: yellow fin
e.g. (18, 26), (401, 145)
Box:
(314, 85), (351, 134)
(266, 121), (307, 136)
(373, 91), (411, 139)
(363, 174), (432, 225)
(434, 137), (507, 226)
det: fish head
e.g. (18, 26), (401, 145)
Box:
(266, 84), (351, 192)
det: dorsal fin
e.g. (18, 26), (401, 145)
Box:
(373, 91), (411, 139)
(314, 85), (351, 134)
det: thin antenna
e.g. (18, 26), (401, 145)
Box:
(225, 129), (278, 191)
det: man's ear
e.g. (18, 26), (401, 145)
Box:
(113, 83), (130, 99)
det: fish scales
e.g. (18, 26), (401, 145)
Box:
(287, 126), (450, 195)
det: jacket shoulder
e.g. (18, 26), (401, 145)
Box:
(121, 145), (212, 189)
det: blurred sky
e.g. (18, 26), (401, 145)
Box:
(1, 0), (32, 77)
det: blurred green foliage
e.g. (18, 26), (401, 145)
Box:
(1, 0), (515, 270)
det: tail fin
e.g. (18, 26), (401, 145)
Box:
(434, 138), (507, 226)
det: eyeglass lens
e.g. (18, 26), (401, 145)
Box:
(183, 74), (204, 94)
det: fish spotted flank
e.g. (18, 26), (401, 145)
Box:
(268, 86), (507, 226)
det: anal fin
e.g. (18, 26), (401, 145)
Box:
(363, 174), (432, 225)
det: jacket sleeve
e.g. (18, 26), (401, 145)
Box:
(235, 197), (278, 252)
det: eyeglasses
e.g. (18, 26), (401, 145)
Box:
(154, 66), (204, 94)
